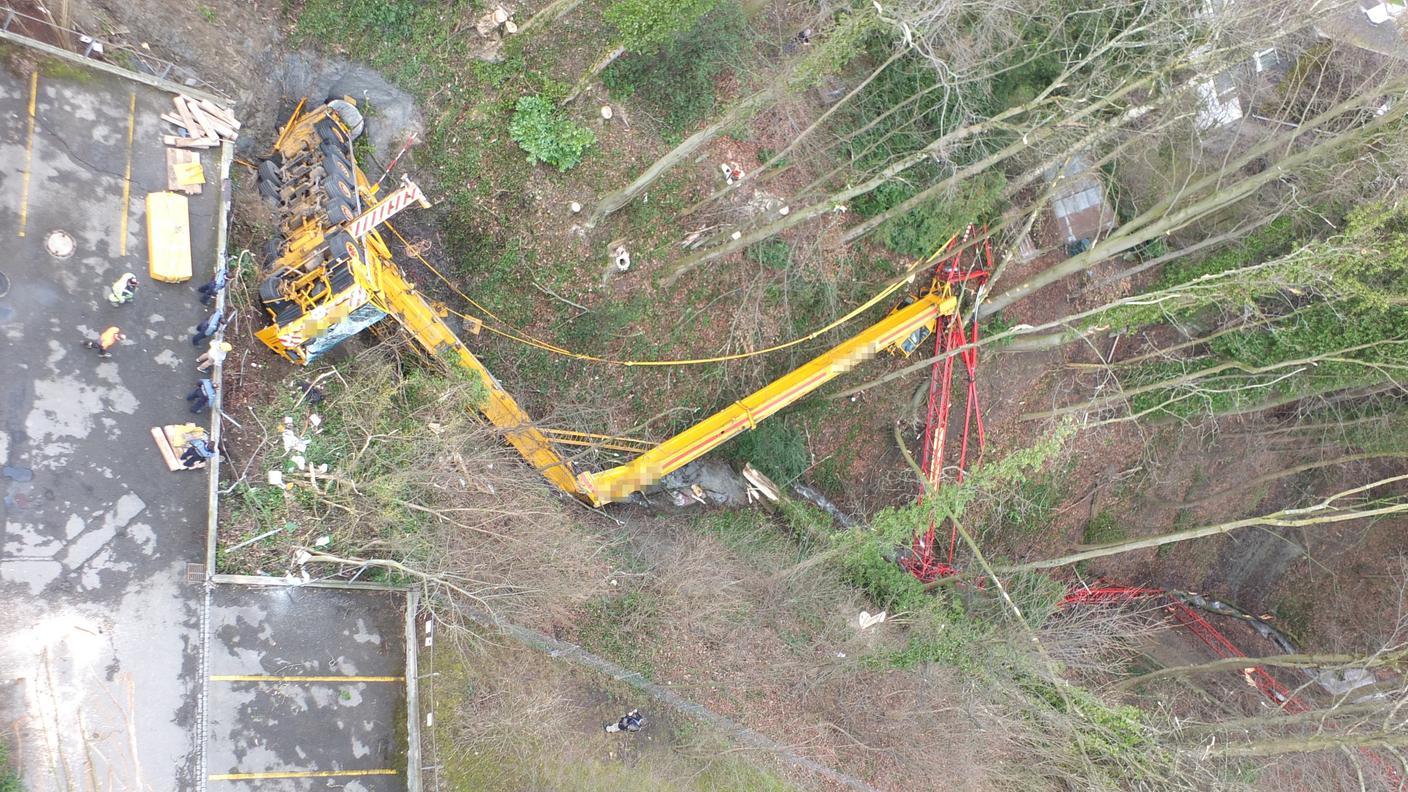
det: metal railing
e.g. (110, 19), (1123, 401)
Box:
(0, 4), (229, 99)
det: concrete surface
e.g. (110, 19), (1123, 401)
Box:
(205, 587), (408, 791)
(0, 43), (223, 790)
(0, 38), (414, 792)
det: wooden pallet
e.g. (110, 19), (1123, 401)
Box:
(166, 147), (203, 195)
(151, 423), (207, 471)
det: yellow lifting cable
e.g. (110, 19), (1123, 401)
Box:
(384, 221), (957, 368)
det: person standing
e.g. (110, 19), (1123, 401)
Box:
(185, 378), (217, 413)
(196, 340), (233, 372)
(82, 326), (125, 357)
(191, 311), (223, 346)
(180, 437), (216, 468)
(197, 267), (228, 306)
(107, 273), (139, 306)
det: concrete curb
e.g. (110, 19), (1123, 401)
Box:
(404, 590), (422, 792)
(209, 572), (413, 592)
(0, 28), (227, 103)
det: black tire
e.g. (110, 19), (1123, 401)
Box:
(258, 177), (279, 201)
(323, 174), (357, 206)
(324, 231), (364, 267)
(324, 155), (355, 186)
(315, 117), (349, 147)
(258, 275), (286, 305)
(324, 200), (355, 225)
(258, 159), (282, 187)
(320, 141), (351, 166)
(262, 239), (282, 266)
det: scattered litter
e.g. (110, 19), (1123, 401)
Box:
(610, 578), (619, 586)
(428, 422), (444, 434)
(613, 246), (631, 272)
(836, 652), (846, 658)
(309, 414), (322, 428)
(570, 201), (582, 213)
(720, 162), (744, 184)
(858, 610), (887, 629)
(290, 455), (307, 471)
(779, 205), (790, 216)
(600, 105), (613, 120)
(314, 535), (332, 548)
(730, 231), (742, 240)
(266, 470), (285, 486)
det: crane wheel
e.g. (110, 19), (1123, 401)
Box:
(324, 175), (357, 206)
(324, 231), (364, 267)
(319, 141), (351, 166)
(258, 159), (282, 187)
(325, 156), (355, 186)
(325, 200), (355, 225)
(315, 117), (350, 147)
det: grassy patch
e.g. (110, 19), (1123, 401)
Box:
(602, 4), (746, 143)
(510, 95), (596, 172)
(1081, 511), (1126, 545)
(576, 589), (661, 677)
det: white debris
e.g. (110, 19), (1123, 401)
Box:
(600, 105), (613, 120)
(290, 454), (306, 471)
(570, 201), (582, 213)
(314, 535), (331, 548)
(858, 610), (887, 629)
(613, 246), (631, 272)
(267, 470), (285, 486)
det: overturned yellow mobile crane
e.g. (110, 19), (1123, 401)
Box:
(253, 100), (958, 506)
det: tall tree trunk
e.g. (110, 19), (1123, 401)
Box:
(683, 48), (907, 218)
(516, 0), (586, 38)
(979, 86), (1408, 317)
(587, 85), (783, 226)
(562, 46), (626, 106)
(995, 474), (1408, 574)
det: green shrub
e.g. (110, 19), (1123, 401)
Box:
(508, 96), (595, 172)
(729, 419), (808, 483)
(602, 4), (745, 141)
(605, 0), (719, 52)
(746, 239), (791, 270)
(1082, 511), (1126, 545)
(864, 172), (1007, 258)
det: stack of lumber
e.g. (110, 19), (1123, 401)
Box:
(161, 94), (239, 149)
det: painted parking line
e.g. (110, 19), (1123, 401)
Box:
(210, 769), (398, 781)
(209, 674), (404, 683)
(119, 91), (135, 256)
(18, 68), (36, 238)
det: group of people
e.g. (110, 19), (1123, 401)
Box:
(85, 267), (232, 469)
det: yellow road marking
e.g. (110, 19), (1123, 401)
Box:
(119, 91), (135, 255)
(18, 69), (37, 238)
(209, 769), (397, 781)
(209, 675), (405, 683)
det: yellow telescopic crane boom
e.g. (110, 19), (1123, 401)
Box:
(575, 289), (958, 505)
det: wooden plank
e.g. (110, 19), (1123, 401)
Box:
(160, 112), (189, 129)
(174, 95), (203, 137)
(196, 97), (240, 130)
(165, 146), (203, 194)
(163, 135), (218, 149)
(146, 191), (193, 282)
(183, 97), (236, 140)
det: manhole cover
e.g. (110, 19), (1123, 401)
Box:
(44, 229), (75, 259)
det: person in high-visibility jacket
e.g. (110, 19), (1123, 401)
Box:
(107, 273), (138, 306)
(82, 326), (125, 357)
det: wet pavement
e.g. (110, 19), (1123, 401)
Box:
(0, 41), (222, 791)
(0, 38), (411, 792)
(205, 586), (408, 791)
